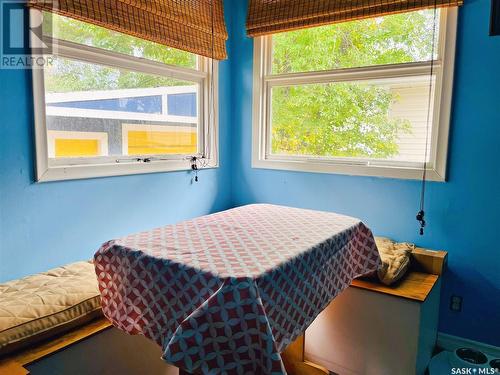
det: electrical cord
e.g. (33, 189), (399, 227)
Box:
(189, 0), (216, 182)
(417, 0), (439, 236)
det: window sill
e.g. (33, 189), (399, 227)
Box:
(36, 159), (218, 182)
(252, 158), (445, 182)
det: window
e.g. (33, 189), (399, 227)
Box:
(252, 9), (457, 181)
(32, 11), (217, 182)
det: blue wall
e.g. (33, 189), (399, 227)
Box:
(228, 0), (500, 346)
(0, 0), (234, 282)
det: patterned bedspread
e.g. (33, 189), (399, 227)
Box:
(94, 204), (380, 374)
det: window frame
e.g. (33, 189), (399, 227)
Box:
(252, 8), (458, 181)
(31, 10), (218, 182)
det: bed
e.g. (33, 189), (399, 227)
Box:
(94, 204), (381, 374)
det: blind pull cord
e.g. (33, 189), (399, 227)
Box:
(417, 0), (438, 236)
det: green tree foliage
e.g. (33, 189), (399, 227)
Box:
(43, 13), (196, 93)
(271, 10), (436, 158)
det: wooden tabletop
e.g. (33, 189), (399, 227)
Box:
(351, 271), (439, 302)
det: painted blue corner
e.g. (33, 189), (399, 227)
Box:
(227, 0), (500, 346)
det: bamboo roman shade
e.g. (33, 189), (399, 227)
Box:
(247, 0), (462, 37)
(29, 0), (228, 59)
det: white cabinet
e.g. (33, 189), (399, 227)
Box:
(305, 280), (441, 375)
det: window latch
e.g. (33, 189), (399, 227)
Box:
(115, 157), (152, 164)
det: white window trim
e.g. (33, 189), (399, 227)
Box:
(31, 10), (218, 182)
(252, 8), (457, 181)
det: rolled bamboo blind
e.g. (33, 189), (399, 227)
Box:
(29, 0), (228, 60)
(247, 0), (462, 37)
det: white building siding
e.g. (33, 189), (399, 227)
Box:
(389, 83), (434, 163)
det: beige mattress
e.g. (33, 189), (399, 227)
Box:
(0, 261), (102, 356)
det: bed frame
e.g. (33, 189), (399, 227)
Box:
(0, 318), (327, 375)
(0, 247), (446, 375)
(0, 318), (112, 375)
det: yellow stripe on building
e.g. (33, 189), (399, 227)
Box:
(128, 130), (197, 155)
(55, 138), (100, 157)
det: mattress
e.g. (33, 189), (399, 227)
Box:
(95, 204), (381, 374)
(0, 261), (102, 356)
